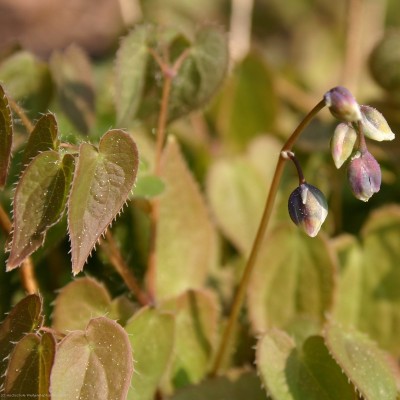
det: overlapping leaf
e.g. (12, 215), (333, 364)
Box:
(50, 317), (133, 400)
(0, 84), (12, 187)
(4, 333), (55, 396)
(7, 151), (75, 270)
(68, 129), (139, 274)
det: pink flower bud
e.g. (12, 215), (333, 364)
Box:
(288, 183), (328, 237)
(347, 150), (381, 202)
(324, 86), (362, 122)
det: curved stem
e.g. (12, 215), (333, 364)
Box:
(8, 97), (34, 133)
(210, 99), (325, 375)
(286, 152), (306, 185)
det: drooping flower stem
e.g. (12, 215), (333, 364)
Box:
(210, 99), (325, 376)
(284, 151), (306, 185)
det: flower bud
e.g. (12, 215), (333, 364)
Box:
(360, 105), (395, 141)
(347, 150), (381, 202)
(330, 123), (357, 169)
(288, 183), (328, 237)
(324, 86), (362, 122)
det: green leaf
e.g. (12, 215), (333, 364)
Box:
(7, 151), (75, 270)
(50, 44), (95, 134)
(6, 153), (72, 267)
(0, 51), (53, 115)
(168, 25), (229, 121)
(4, 332), (56, 396)
(0, 294), (43, 389)
(0, 83), (13, 187)
(125, 307), (175, 400)
(52, 277), (112, 332)
(160, 289), (218, 392)
(133, 174), (165, 198)
(68, 129), (139, 274)
(325, 322), (397, 400)
(50, 317), (133, 400)
(207, 135), (282, 255)
(115, 25), (152, 125)
(170, 370), (266, 400)
(147, 137), (218, 300)
(22, 113), (59, 164)
(256, 329), (355, 400)
(247, 224), (336, 333)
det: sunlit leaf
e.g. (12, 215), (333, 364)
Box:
(256, 329), (355, 400)
(52, 277), (112, 332)
(0, 295), (43, 389)
(0, 83), (12, 187)
(50, 44), (95, 134)
(4, 332), (55, 396)
(148, 137), (218, 300)
(68, 129), (139, 274)
(247, 224), (336, 333)
(50, 317), (133, 400)
(125, 307), (175, 400)
(7, 152), (75, 270)
(22, 113), (59, 164)
(134, 174), (165, 198)
(160, 289), (218, 392)
(325, 322), (397, 400)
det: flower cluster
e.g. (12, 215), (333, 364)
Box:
(288, 86), (395, 237)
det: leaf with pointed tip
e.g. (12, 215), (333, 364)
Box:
(50, 317), (133, 400)
(115, 25), (152, 125)
(247, 224), (336, 333)
(0, 295), (43, 389)
(22, 113), (59, 164)
(68, 129), (139, 274)
(50, 44), (95, 134)
(125, 307), (175, 400)
(147, 138), (218, 300)
(256, 329), (355, 400)
(52, 277), (112, 332)
(7, 151), (75, 270)
(160, 289), (218, 392)
(0, 84), (12, 187)
(170, 370), (266, 400)
(325, 322), (397, 400)
(4, 332), (55, 396)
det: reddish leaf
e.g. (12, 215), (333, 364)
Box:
(0, 83), (13, 187)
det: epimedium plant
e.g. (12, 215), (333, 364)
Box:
(0, 22), (400, 400)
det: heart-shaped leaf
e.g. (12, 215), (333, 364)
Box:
(4, 332), (56, 396)
(52, 277), (112, 332)
(325, 322), (397, 400)
(0, 294), (43, 389)
(125, 307), (175, 400)
(7, 151), (75, 270)
(0, 83), (12, 187)
(50, 317), (133, 400)
(256, 329), (355, 400)
(68, 129), (139, 274)
(22, 113), (59, 164)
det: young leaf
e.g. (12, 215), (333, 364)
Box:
(115, 25), (152, 125)
(4, 332), (56, 396)
(125, 307), (175, 400)
(256, 329), (355, 400)
(247, 224), (336, 333)
(22, 113), (59, 164)
(52, 277), (112, 332)
(50, 317), (134, 400)
(160, 289), (218, 392)
(50, 44), (95, 134)
(325, 322), (397, 400)
(0, 294), (43, 389)
(68, 129), (139, 274)
(0, 84), (12, 187)
(147, 137), (218, 300)
(7, 152), (75, 270)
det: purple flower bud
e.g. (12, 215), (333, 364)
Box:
(288, 183), (328, 237)
(324, 86), (362, 122)
(347, 150), (381, 202)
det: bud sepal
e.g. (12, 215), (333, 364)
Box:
(360, 105), (395, 142)
(330, 123), (357, 168)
